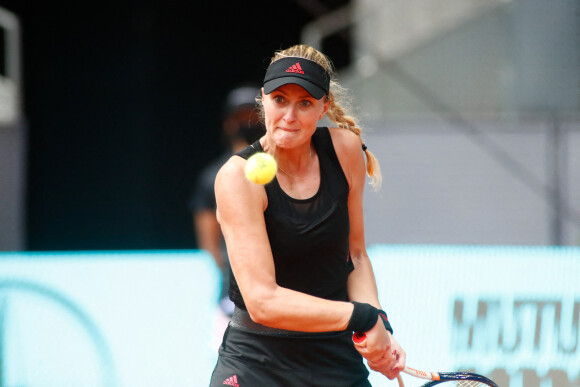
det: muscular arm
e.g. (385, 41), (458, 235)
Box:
(331, 128), (406, 373)
(215, 155), (353, 332)
(329, 127), (380, 307)
(330, 127), (393, 354)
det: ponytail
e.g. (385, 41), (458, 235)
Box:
(325, 85), (382, 190)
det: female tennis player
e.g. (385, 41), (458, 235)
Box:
(209, 44), (405, 386)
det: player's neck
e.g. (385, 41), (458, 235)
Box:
(276, 143), (316, 179)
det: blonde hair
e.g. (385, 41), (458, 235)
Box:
(261, 44), (381, 189)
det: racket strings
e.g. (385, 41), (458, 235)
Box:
(423, 382), (492, 386)
(457, 381), (490, 387)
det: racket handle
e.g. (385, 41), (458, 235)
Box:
(352, 331), (367, 345)
(397, 374), (405, 387)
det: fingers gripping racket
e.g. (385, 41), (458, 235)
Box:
(352, 332), (498, 387)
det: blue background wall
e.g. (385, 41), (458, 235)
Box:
(1, 245), (578, 386)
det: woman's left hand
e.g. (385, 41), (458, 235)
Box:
(366, 333), (406, 380)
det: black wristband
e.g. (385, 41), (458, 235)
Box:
(378, 309), (394, 335)
(346, 302), (379, 333)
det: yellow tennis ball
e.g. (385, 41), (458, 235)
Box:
(245, 152), (277, 185)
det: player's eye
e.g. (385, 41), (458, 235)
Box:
(300, 100), (312, 107)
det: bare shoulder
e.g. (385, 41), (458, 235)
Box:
(215, 155), (267, 214)
(328, 127), (362, 157)
(329, 128), (362, 161)
(215, 155), (244, 187)
(327, 127), (365, 188)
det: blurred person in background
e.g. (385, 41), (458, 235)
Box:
(189, 85), (264, 327)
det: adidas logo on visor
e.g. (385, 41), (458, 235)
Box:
(263, 57), (329, 99)
(286, 63), (305, 74)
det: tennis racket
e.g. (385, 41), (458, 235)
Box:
(352, 332), (498, 387)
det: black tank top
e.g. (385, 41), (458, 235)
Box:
(229, 127), (354, 310)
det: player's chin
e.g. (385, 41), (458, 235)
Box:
(273, 133), (298, 147)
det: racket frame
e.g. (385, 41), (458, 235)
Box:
(352, 332), (498, 387)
